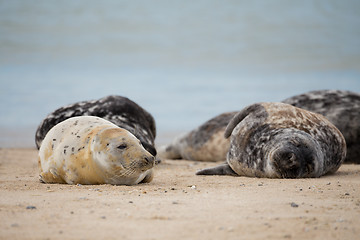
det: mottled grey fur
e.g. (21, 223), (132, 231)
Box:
(283, 90), (360, 163)
(35, 95), (157, 156)
(197, 102), (346, 178)
(158, 112), (237, 161)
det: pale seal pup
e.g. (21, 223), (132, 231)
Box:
(196, 102), (346, 178)
(158, 112), (237, 161)
(38, 116), (155, 185)
(35, 95), (157, 157)
(282, 90), (360, 163)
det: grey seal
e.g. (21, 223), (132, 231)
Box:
(158, 112), (237, 161)
(282, 89), (360, 163)
(196, 102), (346, 178)
(38, 116), (155, 185)
(35, 95), (157, 157)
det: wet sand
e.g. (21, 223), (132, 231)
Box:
(0, 148), (359, 240)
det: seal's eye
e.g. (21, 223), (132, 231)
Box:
(117, 144), (127, 150)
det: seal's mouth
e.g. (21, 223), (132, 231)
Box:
(139, 155), (155, 171)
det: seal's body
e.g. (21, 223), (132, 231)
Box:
(197, 102), (346, 178)
(38, 116), (155, 185)
(158, 112), (237, 162)
(35, 95), (157, 156)
(283, 90), (360, 163)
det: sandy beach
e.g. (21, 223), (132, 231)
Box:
(0, 148), (359, 240)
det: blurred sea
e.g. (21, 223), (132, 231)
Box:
(0, 0), (360, 148)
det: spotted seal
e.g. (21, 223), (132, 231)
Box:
(282, 90), (360, 163)
(196, 102), (346, 178)
(158, 112), (237, 161)
(38, 116), (155, 185)
(35, 95), (157, 157)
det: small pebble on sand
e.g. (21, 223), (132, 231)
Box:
(290, 202), (299, 208)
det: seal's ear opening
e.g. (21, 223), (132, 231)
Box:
(196, 163), (237, 176)
(141, 142), (157, 157)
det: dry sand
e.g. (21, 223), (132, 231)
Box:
(0, 148), (359, 240)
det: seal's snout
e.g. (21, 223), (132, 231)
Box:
(144, 155), (155, 165)
(273, 148), (303, 178)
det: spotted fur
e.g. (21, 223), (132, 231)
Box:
(38, 116), (155, 185)
(283, 90), (360, 163)
(35, 95), (157, 156)
(197, 102), (346, 178)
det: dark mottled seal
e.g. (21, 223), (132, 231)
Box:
(39, 116), (155, 185)
(282, 90), (360, 163)
(197, 102), (346, 178)
(158, 112), (237, 161)
(35, 95), (157, 156)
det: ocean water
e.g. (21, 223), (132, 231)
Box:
(0, 0), (360, 148)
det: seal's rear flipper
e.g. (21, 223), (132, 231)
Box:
(224, 103), (266, 138)
(196, 163), (237, 176)
(157, 144), (182, 159)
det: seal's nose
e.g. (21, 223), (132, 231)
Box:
(144, 156), (155, 165)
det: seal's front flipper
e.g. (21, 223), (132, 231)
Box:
(39, 169), (66, 184)
(140, 170), (154, 183)
(196, 163), (237, 176)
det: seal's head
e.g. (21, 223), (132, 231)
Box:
(91, 127), (155, 184)
(269, 130), (323, 178)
